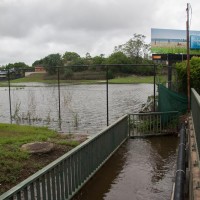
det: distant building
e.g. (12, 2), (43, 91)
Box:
(35, 65), (46, 72)
(0, 71), (7, 81)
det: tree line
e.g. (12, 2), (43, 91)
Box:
(1, 34), (153, 78)
(33, 34), (153, 78)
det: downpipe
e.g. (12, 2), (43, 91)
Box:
(173, 123), (186, 200)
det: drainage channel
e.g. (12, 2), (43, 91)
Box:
(73, 135), (178, 200)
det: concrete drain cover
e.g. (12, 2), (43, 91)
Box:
(21, 142), (55, 154)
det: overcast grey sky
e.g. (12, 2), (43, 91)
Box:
(0, 0), (198, 66)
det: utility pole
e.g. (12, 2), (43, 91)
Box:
(186, 3), (190, 112)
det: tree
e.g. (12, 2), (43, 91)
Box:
(42, 53), (63, 75)
(92, 56), (105, 65)
(32, 59), (43, 66)
(106, 52), (132, 73)
(62, 52), (80, 65)
(62, 51), (88, 71)
(115, 34), (150, 63)
(82, 52), (92, 65)
(6, 62), (29, 70)
(91, 54), (106, 70)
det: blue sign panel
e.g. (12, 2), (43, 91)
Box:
(190, 35), (200, 49)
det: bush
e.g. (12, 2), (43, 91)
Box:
(107, 70), (114, 79)
(64, 68), (73, 79)
(176, 57), (200, 94)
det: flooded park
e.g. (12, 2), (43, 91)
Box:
(0, 83), (154, 134)
(0, 83), (178, 199)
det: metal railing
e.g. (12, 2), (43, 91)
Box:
(191, 88), (200, 157)
(129, 111), (179, 137)
(0, 115), (128, 200)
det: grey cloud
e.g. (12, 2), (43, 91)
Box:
(0, 0), (198, 65)
(0, 0), (158, 37)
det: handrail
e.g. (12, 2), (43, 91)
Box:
(129, 111), (179, 137)
(129, 111), (179, 116)
(191, 88), (200, 158)
(0, 115), (128, 200)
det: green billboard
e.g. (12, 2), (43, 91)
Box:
(151, 28), (200, 54)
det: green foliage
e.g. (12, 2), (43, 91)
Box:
(64, 67), (74, 79)
(42, 53), (63, 75)
(6, 62), (30, 70)
(92, 55), (106, 65)
(115, 33), (150, 63)
(107, 70), (114, 79)
(32, 59), (43, 66)
(3, 62), (30, 79)
(105, 51), (153, 75)
(0, 123), (82, 194)
(106, 51), (131, 73)
(62, 51), (80, 64)
(176, 56), (200, 93)
(62, 52), (89, 71)
(107, 52), (130, 64)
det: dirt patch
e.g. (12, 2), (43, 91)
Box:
(1, 144), (73, 194)
(0, 134), (89, 195)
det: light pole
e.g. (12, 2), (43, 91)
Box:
(186, 3), (191, 112)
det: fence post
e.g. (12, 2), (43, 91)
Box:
(57, 67), (61, 130)
(154, 64), (156, 112)
(7, 69), (12, 124)
(106, 65), (109, 126)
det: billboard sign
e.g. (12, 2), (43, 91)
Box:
(151, 28), (200, 54)
(190, 35), (200, 49)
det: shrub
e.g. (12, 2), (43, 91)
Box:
(64, 68), (73, 79)
(107, 70), (114, 79)
(176, 56), (200, 94)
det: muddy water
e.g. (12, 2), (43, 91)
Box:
(73, 136), (178, 200)
(0, 84), (154, 134)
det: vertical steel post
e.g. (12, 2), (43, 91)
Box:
(128, 115), (130, 137)
(8, 69), (12, 123)
(106, 65), (109, 126)
(186, 3), (191, 112)
(57, 67), (61, 130)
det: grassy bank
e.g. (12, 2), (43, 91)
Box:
(0, 123), (82, 194)
(109, 75), (155, 84)
(0, 72), (168, 86)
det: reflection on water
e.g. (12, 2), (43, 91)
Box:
(0, 84), (153, 134)
(73, 136), (178, 200)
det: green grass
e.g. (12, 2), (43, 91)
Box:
(8, 73), (103, 85)
(0, 124), (56, 185)
(11, 73), (46, 83)
(0, 124), (56, 145)
(109, 76), (155, 84)
(0, 123), (81, 193)
(0, 72), (168, 86)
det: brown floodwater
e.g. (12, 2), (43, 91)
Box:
(73, 135), (178, 200)
(0, 84), (153, 133)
